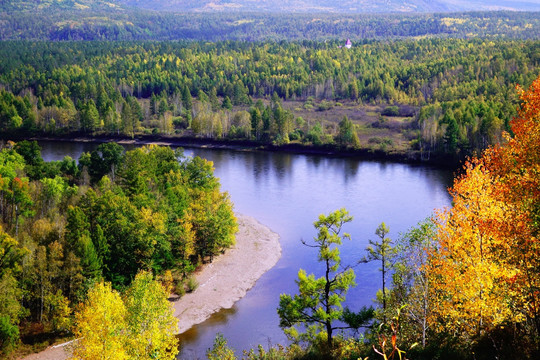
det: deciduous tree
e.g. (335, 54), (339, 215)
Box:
(123, 271), (178, 360)
(427, 76), (540, 348)
(71, 281), (129, 360)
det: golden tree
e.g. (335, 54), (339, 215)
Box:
(124, 271), (178, 360)
(71, 282), (128, 360)
(72, 271), (179, 360)
(428, 75), (540, 341)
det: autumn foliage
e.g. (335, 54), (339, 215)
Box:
(71, 271), (178, 360)
(428, 75), (540, 348)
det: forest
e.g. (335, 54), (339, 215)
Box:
(0, 140), (237, 356)
(0, 39), (539, 161)
(2, 82), (540, 358)
(1, 7), (540, 41)
(1, 80), (539, 359)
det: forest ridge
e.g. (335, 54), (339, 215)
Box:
(3, 0), (540, 12)
(117, 0), (540, 12)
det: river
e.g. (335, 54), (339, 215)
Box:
(38, 140), (454, 359)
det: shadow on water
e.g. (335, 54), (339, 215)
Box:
(177, 306), (238, 359)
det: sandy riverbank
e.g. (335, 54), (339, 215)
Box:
(172, 214), (281, 333)
(21, 214), (281, 360)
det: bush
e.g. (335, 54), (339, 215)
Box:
(173, 116), (189, 129)
(186, 276), (199, 293)
(382, 106), (400, 116)
(317, 100), (334, 111)
(0, 315), (19, 353)
(175, 283), (186, 297)
(207, 333), (236, 360)
(289, 130), (303, 141)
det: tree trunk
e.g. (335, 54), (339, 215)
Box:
(325, 257), (333, 348)
(326, 320), (333, 348)
(15, 205), (19, 237)
(382, 254), (387, 323)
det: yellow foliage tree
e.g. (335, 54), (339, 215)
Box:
(71, 282), (128, 360)
(483, 76), (540, 337)
(71, 271), (179, 360)
(428, 161), (521, 338)
(427, 75), (540, 341)
(124, 271), (179, 360)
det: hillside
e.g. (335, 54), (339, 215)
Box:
(1, 10), (539, 41)
(2, 0), (540, 13)
(117, 0), (540, 12)
(1, 0), (538, 42)
(117, 0), (452, 12)
(0, 0), (122, 11)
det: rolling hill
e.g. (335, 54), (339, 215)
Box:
(116, 0), (540, 12)
(2, 0), (539, 13)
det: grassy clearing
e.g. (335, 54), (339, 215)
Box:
(279, 99), (417, 153)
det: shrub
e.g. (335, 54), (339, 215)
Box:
(0, 315), (19, 353)
(382, 106), (400, 116)
(186, 276), (199, 293)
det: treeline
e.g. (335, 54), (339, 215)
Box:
(0, 140), (237, 354)
(0, 39), (539, 157)
(1, 10), (540, 41)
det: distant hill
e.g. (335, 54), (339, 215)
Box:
(115, 0), (540, 12)
(446, 0), (540, 11)
(116, 0), (452, 13)
(2, 0), (539, 13)
(0, 0), (122, 11)
(1, 1), (539, 41)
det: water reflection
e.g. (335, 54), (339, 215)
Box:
(178, 306), (238, 359)
(270, 152), (293, 184)
(40, 141), (99, 163)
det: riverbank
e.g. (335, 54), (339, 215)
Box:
(20, 214), (281, 360)
(16, 134), (460, 168)
(172, 214), (281, 333)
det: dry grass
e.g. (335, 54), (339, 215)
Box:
(281, 99), (418, 152)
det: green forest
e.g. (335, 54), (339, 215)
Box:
(0, 140), (237, 355)
(1, 7), (540, 41)
(1, 39), (539, 161)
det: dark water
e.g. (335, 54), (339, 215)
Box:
(39, 140), (453, 359)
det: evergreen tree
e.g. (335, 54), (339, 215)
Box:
(181, 85), (192, 111)
(364, 222), (397, 321)
(278, 208), (356, 348)
(336, 116), (360, 148)
(222, 96), (232, 110)
(80, 100), (99, 134)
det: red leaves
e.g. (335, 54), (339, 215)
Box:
(427, 74), (540, 339)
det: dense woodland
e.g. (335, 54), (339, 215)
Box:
(1, 8), (540, 41)
(0, 39), (539, 160)
(0, 140), (237, 355)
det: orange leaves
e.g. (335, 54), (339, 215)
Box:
(428, 75), (540, 340)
